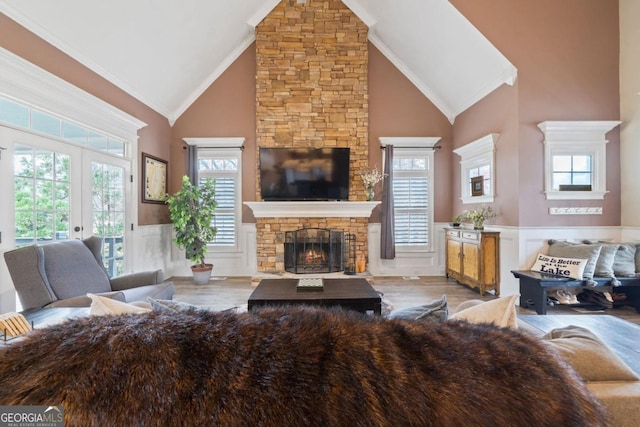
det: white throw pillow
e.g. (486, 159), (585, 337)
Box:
(449, 294), (519, 329)
(88, 293), (151, 316)
(530, 252), (588, 280)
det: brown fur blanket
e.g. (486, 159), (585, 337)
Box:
(0, 306), (606, 426)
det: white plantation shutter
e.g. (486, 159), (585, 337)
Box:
(197, 147), (242, 248)
(200, 176), (236, 246)
(391, 147), (433, 249)
(393, 174), (429, 245)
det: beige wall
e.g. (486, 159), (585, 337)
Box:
(368, 43), (453, 223)
(171, 44), (257, 223)
(0, 13), (172, 226)
(452, 0), (621, 226)
(452, 83), (520, 226)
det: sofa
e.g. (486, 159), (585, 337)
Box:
(3, 236), (174, 310)
(0, 302), (608, 426)
(449, 298), (640, 427)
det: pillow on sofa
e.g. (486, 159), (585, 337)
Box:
(581, 240), (621, 280)
(148, 298), (202, 313)
(387, 295), (448, 322)
(448, 294), (519, 329)
(88, 293), (151, 316)
(530, 253), (587, 279)
(147, 298), (239, 314)
(542, 325), (640, 382)
(612, 243), (637, 277)
(547, 240), (602, 284)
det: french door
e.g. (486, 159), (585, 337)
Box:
(0, 126), (132, 276)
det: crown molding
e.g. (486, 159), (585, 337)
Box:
(368, 31), (456, 124)
(170, 34), (255, 126)
(0, 47), (146, 140)
(450, 66), (518, 117)
(453, 133), (499, 157)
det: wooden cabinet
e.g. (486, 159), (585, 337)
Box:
(445, 228), (500, 296)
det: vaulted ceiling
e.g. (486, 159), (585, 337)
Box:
(0, 0), (516, 125)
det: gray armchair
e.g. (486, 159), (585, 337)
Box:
(3, 236), (174, 311)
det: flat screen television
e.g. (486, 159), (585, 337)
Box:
(259, 147), (350, 201)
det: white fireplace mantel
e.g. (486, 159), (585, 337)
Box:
(244, 201), (381, 218)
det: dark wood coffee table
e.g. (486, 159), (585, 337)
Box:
(248, 278), (382, 315)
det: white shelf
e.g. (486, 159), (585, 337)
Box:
(244, 201), (380, 218)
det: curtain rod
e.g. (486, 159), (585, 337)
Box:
(380, 145), (441, 150)
(183, 145), (244, 150)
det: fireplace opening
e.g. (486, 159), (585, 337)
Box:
(284, 228), (351, 274)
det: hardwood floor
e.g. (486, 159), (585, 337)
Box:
(171, 275), (640, 326)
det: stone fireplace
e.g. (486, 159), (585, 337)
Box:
(253, 0), (370, 274)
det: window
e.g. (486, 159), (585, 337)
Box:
(453, 134), (498, 204)
(380, 137), (438, 251)
(393, 152), (430, 246)
(538, 121), (621, 200)
(186, 138), (244, 250)
(552, 155), (592, 191)
(14, 144), (70, 245)
(0, 95), (127, 157)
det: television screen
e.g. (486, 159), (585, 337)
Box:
(259, 147), (350, 201)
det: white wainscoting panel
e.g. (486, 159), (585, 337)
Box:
(621, 227), (640, 242)
(367, 223), (446, 276)
(132, 224), (174, 275)
(167, 223), (258, 278)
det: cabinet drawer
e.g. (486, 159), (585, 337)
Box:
(461, 232), (479, 240)
(446, 230), (460, 238)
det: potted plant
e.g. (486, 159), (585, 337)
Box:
(164, 175), (218, 284)
(461, 205), (498, 230)
(360, 167), (386, 201)
(450, 215), (463, 228)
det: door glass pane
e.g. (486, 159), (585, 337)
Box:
(35, 180), (53, 210)
(14, 148), (34, 178)
(0, 97), (29, 127)
(107, 138), (125, 157)
(63, 121), (88, 144)
(31, 110), (61, 137)
(14, 144), (70, 246)
(35, 151), (54, 179)
(91, 161), (125, 276)
(35, 211), (53, 240)
(88, 131), (108, 151)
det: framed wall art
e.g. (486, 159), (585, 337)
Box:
(142, 153), (168, 203)
(471, 176), (484, 197)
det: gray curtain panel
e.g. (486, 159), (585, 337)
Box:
(186, 144), (198, 185)
(380, 145), (395, 259)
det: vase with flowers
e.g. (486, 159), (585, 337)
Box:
(360, 167), (386, 201)
(461, 205), (498, 230)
